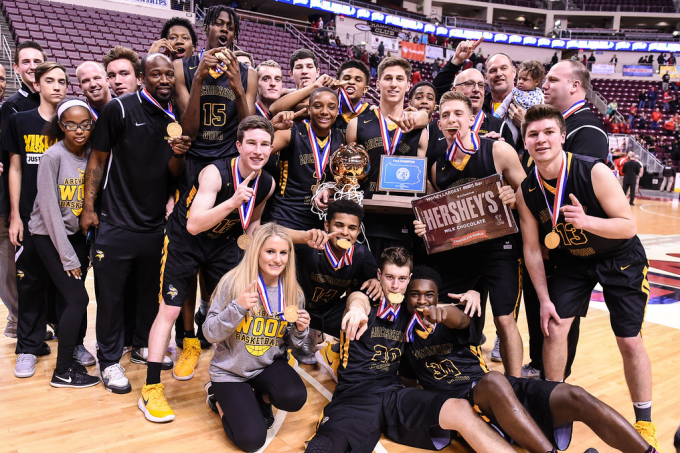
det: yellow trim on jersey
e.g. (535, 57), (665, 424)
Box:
(641, 264), (650, 337)
(373, 109), (398, 131)
(158, 233), (170, 304)
(279, 161), (289, 196)
(470, 344), (489, 373)
(341, 102), (369, 124)
(541, 152), (573, 195)
(512, 258), (524, 320)
(315, 135), (330, 149)
(451, 154), (471, 171)
(340, 331), (350, 370)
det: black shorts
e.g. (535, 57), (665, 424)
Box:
(308, 297), (345, 338)
(548, 237), (649, 337)
(159, 218), (241, 307)
(432, 239), (522, 318)
(314, 387), (450, 453)
(468, 377), (573, 450)
(176, 157), (216, 201)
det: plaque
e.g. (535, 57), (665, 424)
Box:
(377, 155), (427, 194)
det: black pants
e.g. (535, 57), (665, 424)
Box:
(94, 222), (163, 369)
(33, 234), (89, 372)
(623, 182), (637, 204)
(209, 358), (307, 452)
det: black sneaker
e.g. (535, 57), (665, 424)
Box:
(194, 310), (212, 349)
(174, 316), (185, 349)
(204, 381), (219, 414)
(255, 391), (275, 429)
(37, 342), (51, 356)
(50, 366), (100, 388)
(130, 348), (173, 370)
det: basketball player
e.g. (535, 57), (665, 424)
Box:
(254, 60), (283, 120)
(149, 17), (197, 61)
(516, 104), (658, 449)
(0, 41), (46, 339)
(80, 53), (191, 394)
(234, 50), (254, 68)
(269, 49), (322, 116)
(344, 57), (428, 259)
(401, 266), (659, 453)
(413, 91), (526, 377)
(76, 61), (112, 120)
(102, 46), (142, 98)
(408, 81), (441, 170)
(305, 247), (516, 453)
(7, 62), (67, 378)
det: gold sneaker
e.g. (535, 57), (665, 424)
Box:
(172, 337), (201, 381)
(315, 342), (340, 383)
(634, 420), (661, 452)
(138, 383), (175, 422)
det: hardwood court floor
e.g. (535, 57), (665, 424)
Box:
(2, 198), (680, 453)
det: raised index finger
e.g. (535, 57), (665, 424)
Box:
(247, 280), (258, 292)
(293, 108), (308, 118)
(243, 171), (256, 183)
(569, 193), (582, 206)
(472, 36), (485, 49)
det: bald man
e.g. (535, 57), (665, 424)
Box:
(76, 61), (112, 120)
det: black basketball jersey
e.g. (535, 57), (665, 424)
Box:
(183, 55), (249, 160)
(294, 242), (378, 315)
(403, 324), (488, 399)
(334, 102), (370, 137)
(433, 137), (497, 190)
(173, 157), (273, 240)
(522, 152), (635, 260)
(336, 299), (409, 394)
(271, 122), (344, 230)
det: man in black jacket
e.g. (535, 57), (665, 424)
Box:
(622, 152), (643, 205)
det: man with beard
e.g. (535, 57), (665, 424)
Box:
(149, 17), (197, 61)
(80, 53), (191, 394)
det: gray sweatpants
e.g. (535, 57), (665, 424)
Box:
(0, 217), (18, 323)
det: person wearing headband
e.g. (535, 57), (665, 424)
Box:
(516, 104), (658, 450)
(80, 53), (191, 394)
(413, 91), (526, 378)
(6, 62), (67, 379)
(27, 99), (99, 388)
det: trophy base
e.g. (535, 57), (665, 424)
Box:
(362, 194), (417, 215)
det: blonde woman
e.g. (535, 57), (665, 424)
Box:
(203, 222), (309, 452)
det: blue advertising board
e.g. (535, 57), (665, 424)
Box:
(378, 156), (427, 193)
(623, 65), (655, 77)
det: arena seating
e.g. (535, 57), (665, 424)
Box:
(570, 0), (675, 12)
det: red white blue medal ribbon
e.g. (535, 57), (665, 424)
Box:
(471, 110), (484, 133)
(378, 108), (403, 156)
(562, 100), (585, 119)
(232, 157), (261, 231)
(256, 273), (285, 318)
(338, 86), (357, 115)
(88, 104), (99, 122)
(140, 87), (176, 121)
(446, 131), (480, 162)
(534, 151), (568, 230)
(377, 296), (401, 322)
(324, 242), (354, 270)
(405, 311), (434, 342)
(255, 100), (270, 119)
(305, 120), (332, 181)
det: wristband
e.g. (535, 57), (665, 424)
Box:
(172, 152), (186, 159)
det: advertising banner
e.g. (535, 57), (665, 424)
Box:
(592, 63), (615, 75)
(425, 45), (444, 60)
(622, 65), (654, 77)
(401, 41), (426, 61)
(371, 34), (399, 52)
(370, 23), (400, 38)
(114, 0), (169, 8)
(660, 65), (680, 80)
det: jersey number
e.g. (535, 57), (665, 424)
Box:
(311, 288), (338, 303)
(426, 359), (461, 380)
(555, 223), (588, 246)
(372, 345), (401, 363)
(203, 103), (227, 127)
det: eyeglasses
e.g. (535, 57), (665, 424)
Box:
(60, 121), (94, 131)
(454, 81), (486, 90)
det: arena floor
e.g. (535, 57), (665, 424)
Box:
(2, 197), (680, 453)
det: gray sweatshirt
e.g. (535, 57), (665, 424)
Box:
(28, 141), (90, 271)
(204, 282), (308, 383)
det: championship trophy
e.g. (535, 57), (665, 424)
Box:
(311, 143), (370, 219)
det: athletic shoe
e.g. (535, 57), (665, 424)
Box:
(101, 363), (131, 394)
(479, 333), (487, 346)
(194, 310), (212, 349)
(50, 366), (100, 388)
(634, 421), (660, 451)
(4, 321), (17, 338)
(315, 342), (340, 383)
(48, 323), (58, 339)
(14, 353), (37, 378)
(73, 345), (96, 367)
(286, 349), (298, 369)
(45, 328), (54, 341)
(172, 338), (201, 381)
(491, 336), (502, 362)
(256, 391), (275, 429)
(292, 334), (318, 365)
(139, 383), (175, 422)
(521, 363), (541, 379)
(204, 381), (218, 414)
(130, 347), (173, 370)
(122, 345), (133, 356)
(37, 342), (51, 356)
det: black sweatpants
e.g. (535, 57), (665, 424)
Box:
(209, 358), (307, 452)
(93, 222), (163, 370)
(33, 234), (89, 373)
(623, 182), (637, 204)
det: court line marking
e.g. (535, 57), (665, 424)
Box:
(296, 366), (390, 453)
(640, 204), (680, 219)
(254, 409), (288, 453)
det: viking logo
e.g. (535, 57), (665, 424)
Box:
(95, 250), (105, 261)
(17, 270), (24, 280)
(167, 285), (178, 299)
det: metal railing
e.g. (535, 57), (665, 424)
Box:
(0, 25), (19, 89)
(611, 134), (664, 174)
(587, 87), (624, 124)
(194, 4), (205, 21)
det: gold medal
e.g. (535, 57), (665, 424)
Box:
(237, 234), (251, 250)
(544, 231), (560, 249)
(337, 238), (352, 250)
(166, 122), (182, 138)
(283, 305), (299, 323)
(387, 293), (404, 305)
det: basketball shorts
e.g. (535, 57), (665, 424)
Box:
(159, 218), (241, 307)
(313, 387), (450, 453)
(548, 237), (649, 338)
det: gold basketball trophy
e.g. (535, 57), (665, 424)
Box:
(311, 143), (370, 219)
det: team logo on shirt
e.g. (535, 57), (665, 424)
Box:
(17, 270), (24, 280)
(24, 134), (56, 164)
(95, 250), (105, 261)
(235, 308), (287, 357)
(167, 285), (178, 299)
(59, 168), (85, 216)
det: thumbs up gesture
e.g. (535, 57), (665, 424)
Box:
(560, 194), (589, 229)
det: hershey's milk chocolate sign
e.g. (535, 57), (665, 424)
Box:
(411, 174), (518, 254)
